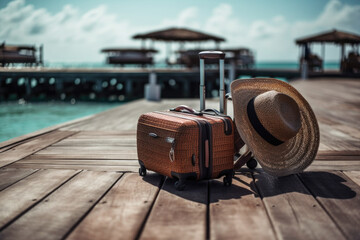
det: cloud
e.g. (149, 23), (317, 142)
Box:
(202, 0), (360, 60)
(0, 0), (136, 61)
(161, 6), (199, 29)
(294, 0), (360, 37)
(0, 0), (359, 62)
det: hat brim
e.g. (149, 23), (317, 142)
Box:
(231, 78), (320, 176)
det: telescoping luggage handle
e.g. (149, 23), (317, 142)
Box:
(199, 51), (226, 114)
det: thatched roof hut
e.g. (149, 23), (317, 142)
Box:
(133, 27), (225, 43)
(295, 29), (360, 73)
(296, 29), (360, 45)
(101, 48), (158, 66)
(101, 48), (158, 53)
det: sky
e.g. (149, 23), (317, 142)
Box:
(0, 0), (359, 63)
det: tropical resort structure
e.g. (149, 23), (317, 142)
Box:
(101, 27), (255, 69)
(0, 42), (43, 67)
(1, 28), (360, 102)
(101, 48), (158, 67)
(296, 29), (360, 73)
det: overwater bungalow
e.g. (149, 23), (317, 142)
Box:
(296, 29), (360, 73)
(133, 27), (225, 65)
(101, 48), (158, 67)
(0, 42), (43, 67)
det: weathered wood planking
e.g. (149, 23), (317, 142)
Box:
(343, 171), (360, 186)
(67, 173), (162, 240)
(0, 169), (79, 229)
(209, 173), (276, 240)
(139, 178), (208, 240)
(9, 163), (139, 172)
(0, 131), (76, 168)
(253, 170), (345, 240)
(0, 171), (121, 240)
(36, 146), (137, 155)
(59, 99), (220, 131)
(0, 168), (38, 191)
(299, 171), (360, 240)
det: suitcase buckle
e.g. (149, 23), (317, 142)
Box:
(166, 137), (176, 162)
(169, 148), (175, 162)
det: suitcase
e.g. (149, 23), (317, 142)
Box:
(137, 51), (234, 190)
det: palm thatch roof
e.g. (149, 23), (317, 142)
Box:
(296, 29), (360, 45)
(1, 42), (36, 51)
(101, 48), (158, 53)
(133, 27), (225, 42)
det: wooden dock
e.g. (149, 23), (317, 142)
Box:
(1, 67), (359, 102)
(0, 78), (359, 239)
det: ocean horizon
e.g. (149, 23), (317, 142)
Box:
(40, 61), (340, 70)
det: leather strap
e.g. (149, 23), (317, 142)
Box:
(234, 147), (252, 170)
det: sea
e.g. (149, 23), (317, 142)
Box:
(43, 61), (340, 70)
(0, 61), (339, 142)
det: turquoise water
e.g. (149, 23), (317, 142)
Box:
(44, 61), (340, 70)
(0, 101), (121, 143)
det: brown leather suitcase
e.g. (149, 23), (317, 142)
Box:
(137, 51), (234, 190)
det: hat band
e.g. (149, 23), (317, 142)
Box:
(247, 98), (284, 146)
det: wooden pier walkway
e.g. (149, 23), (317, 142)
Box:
(0, 78), (359, 239)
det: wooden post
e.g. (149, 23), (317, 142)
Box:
(25, 78), (31, 98)
(125, 79), (133, 96)
(141, 39), (145, 49)
(145, 72), (160, 101)
(228, 59), (236, 92)
(183, 80), (190, 98)
(321, 43), (325, 72)
(39, 44), (44, 66)
(341, 44), (345, 60)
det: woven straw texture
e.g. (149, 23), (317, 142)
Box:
(137, 111), (234, 180)
(231, 78), (320, 177)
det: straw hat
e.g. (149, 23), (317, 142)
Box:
(231, 78), (319, 176)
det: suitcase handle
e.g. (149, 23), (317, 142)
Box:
(170, 105), (203, 116)
(202, 108), (222, 116)
(199, 51), (226, 114)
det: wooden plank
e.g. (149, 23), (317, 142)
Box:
(299, 171), (360, 240)
(306, 165), (360, 171)
(53, 139), (136, 147)
(317, 151), (360, 156)
(0, 170), (121, 240)
(0, 131), (76, 168)
(0, 169), (78, 229)
(311, 161), (360, 166)
(8, 163), (138, 172)
(315, 155), (360, 160)
(253, 170), (345, 240)
(69, 131), (136, 138)
(35, 146), (137, 155)
(139, 178), (208, 240)
(0, 168), (38, 191)
(21, 153), (138, 160)
(18, 159), (138, 166)
(209, 172), (275, 240)
(343, 171), (360, 186)
(67, 173), (162, 240)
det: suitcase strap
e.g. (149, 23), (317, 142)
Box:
(154, 111), (212, 179)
